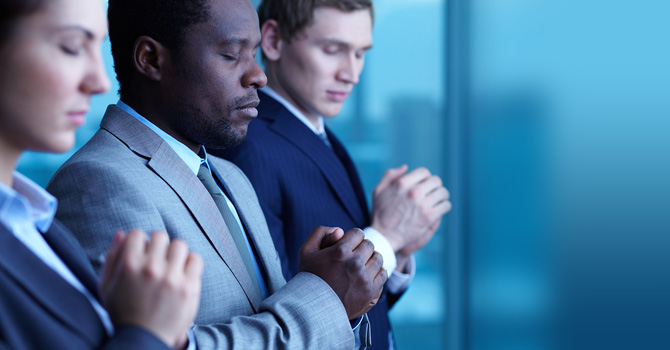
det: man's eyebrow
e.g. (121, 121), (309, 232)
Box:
(218, 36), (262, 51)
(219, 37), (252, 46)
(315, 38), (373, 51)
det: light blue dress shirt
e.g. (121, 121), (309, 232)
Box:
(117, 100), (269, 299)
(0, 172), (114, 336)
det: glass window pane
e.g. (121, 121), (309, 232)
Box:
(327, 1), (448, 349)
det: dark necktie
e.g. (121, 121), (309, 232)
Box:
(318, 131), (332, 149)
(197, 163), (261, 296)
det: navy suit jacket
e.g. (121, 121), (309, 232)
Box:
(215, 90), (401, 350)
(0, 220), (169, 350)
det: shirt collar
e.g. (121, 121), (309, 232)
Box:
(117, 100), (206, 175)
(0, 172), (57, 234)
(261, 86), (326, 135)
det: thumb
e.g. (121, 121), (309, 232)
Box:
(301, 226), (342, 255)
(320, 227), (345, 249)
(374, 164), (408, 195)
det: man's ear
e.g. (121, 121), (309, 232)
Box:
(132, 36), (169, 81)
(261, 19), (283, 61)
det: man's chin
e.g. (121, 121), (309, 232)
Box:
(319, 105), (344, 118)
(206, 130), (247, 150)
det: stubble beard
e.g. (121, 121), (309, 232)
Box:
(178, 101), (247, 150)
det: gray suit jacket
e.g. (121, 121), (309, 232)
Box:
(47, 105), (353, 350)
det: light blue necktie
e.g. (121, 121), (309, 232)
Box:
(196, 163), (261, 296)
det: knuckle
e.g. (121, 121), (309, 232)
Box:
(163, 274), (181, 291)
(381, 268), (389, 281)
(361, 239), (375, 251)
(141, 261), (162, 281)
(347, 255), (365, 271)
(171, 238), (188, 249)
(422, 207), (434, 221)
(373, 252), (384, 269)
(407, 187), (421, 200)
(150, 230), (168, 242)
(367, 276), (380, 294)
(169, 239), (188, 254)
(127, 229), (144, 238)
(189, 256), (205, 276)
(335, 244), (350, 259)
(344, 228), (364, 244)
(120, 257), (138, 274)
(432, 175), (443, 187)
(351, 228), (365, 239)
(396, 177), (409, 189)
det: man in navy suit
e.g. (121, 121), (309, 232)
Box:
(215, 0), (452, 348)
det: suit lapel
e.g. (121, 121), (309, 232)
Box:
(0, 224), (104, 345)
(259, 91), (368, 226)
(41, 221), (101, 301)
(328, 131), (371, 224)
(101, 105), (262, 311)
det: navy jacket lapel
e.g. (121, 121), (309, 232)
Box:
(327, 131), (371, 224)
(258, 91), (368, 226)
(41, 220), (102, 300)
(0, 222), (105, 345)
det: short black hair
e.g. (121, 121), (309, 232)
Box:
(107, 0), (210, 97)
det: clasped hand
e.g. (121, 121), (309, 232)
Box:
(100, 230), (203, 349)
(371, 165), (452, 264)
(298, 226), (387, 320)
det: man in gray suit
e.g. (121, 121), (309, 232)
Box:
(47, 0), (385, 349)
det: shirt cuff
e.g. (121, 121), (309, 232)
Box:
(363, 227), (397, 275)
(386, 254), (416, 294)
(185, 328), (197, 350)
(351, 313), (371, 350)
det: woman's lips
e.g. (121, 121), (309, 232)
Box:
(67, 110), (88, 127)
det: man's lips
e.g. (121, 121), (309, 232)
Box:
(326, 90), (350, 103)
(235, 100), (260, 118)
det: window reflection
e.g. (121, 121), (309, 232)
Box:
(327, 1), (448, 348)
